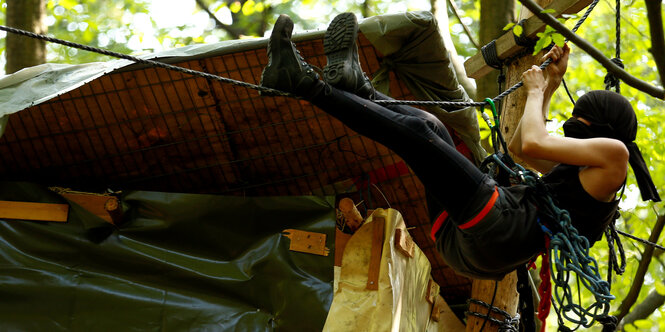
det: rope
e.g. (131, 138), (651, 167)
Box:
(467, 298), (521, 332)
(0, 1), (599, 110)
(604, 0), (623, 93)
(616, 229), (665, 251)
(0, 25), (293, 98)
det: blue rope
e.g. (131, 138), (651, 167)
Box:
(480, 119), (614, 330)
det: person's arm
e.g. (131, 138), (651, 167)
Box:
(509, 45), (568, 173)
(518, 65), (629, 201)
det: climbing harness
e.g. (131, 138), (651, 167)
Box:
(478, 99), (616, 331)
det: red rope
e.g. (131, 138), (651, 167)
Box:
(537, 237), (552, 332)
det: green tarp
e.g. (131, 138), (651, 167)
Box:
(0, 182), (335, 331)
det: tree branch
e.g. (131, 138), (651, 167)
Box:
(618, 289), (665, 330)
(616, 214), (665, 321)
(194, 0), (242, 39)
(519, 0), (665, 100)
(645, 0), (665, 89)
(447, 0), (480, 50)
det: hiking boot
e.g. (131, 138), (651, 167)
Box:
(260, 14), (320, 96)
(323, 12), (374, 99)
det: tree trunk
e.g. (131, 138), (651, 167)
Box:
(5, 0), (46, 74)
(645, 0), (665, 89)
(431, 0), (478, 100)
(467, 2), (557, 332)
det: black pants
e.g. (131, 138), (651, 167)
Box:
(310, 85), (495, 223)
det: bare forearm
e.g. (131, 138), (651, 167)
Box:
(508, 93), (557, 173)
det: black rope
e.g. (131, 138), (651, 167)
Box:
(0, 24), (293, 98)
(0, 0), (601, 111)
(466, 297), (521, 332)
(562, 78), (577, 105)
(616, 229), (665, 251)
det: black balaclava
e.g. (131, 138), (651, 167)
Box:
(562, 90), (660, 202)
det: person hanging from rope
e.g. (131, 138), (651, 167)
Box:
(260, 12), (660, 280)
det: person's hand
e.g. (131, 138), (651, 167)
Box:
(541, 44), (570, 88)
(522, 65), (547, 93)
(522, 65), (547, 94)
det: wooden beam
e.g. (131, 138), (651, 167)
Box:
(366, 216), (385, 290)
(0, 200), (69, 222)
(61, 193), (121, 224)
(464, 0), (593, 79)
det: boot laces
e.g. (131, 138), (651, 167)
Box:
(294, 43), (322, 76)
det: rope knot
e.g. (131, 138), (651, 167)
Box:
(604, 57), (624, 90)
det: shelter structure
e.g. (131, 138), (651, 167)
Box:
(0, 11), (482, 330)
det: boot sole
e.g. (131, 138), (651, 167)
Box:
(323, 13), (358, 86)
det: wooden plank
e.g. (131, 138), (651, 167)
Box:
(334, 228), (353, 267)
(61, 193), (119, 224)
(283, 229), (330, 256)
(464, 0), (593, 79)
(395, 228), (415, 258)
(366, 216), (385, 290)
(0, 200), (69, 222)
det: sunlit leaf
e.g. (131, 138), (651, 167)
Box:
(503, 22), (515, 31)
(58, 0), (77, 10)
(633, 319), (651, 329)
(552, 33), (565, 47)
(656, 281), (665, 295)
(623, 323), (637, 332)
(255, 2), (264, 12)
(241, 0), (255, 15)
(513, 25), (523, 37)
(229, 1), (241, 13)
(541, 8), (556, 14)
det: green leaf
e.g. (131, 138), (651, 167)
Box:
(242, 0), (256, 15)
(513, 25), (523, 37)
(634, 319), (651, 329)
(552, 33), (565, 47)
(656, 281), (665, 295)
(624, 324), (637, 332)
(541, 8), (556, 14)
(58, 0), (78, 10)
(229, 1), (242, 13)
(532, 35), (552, 55)
(503, 22), (515, 31)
